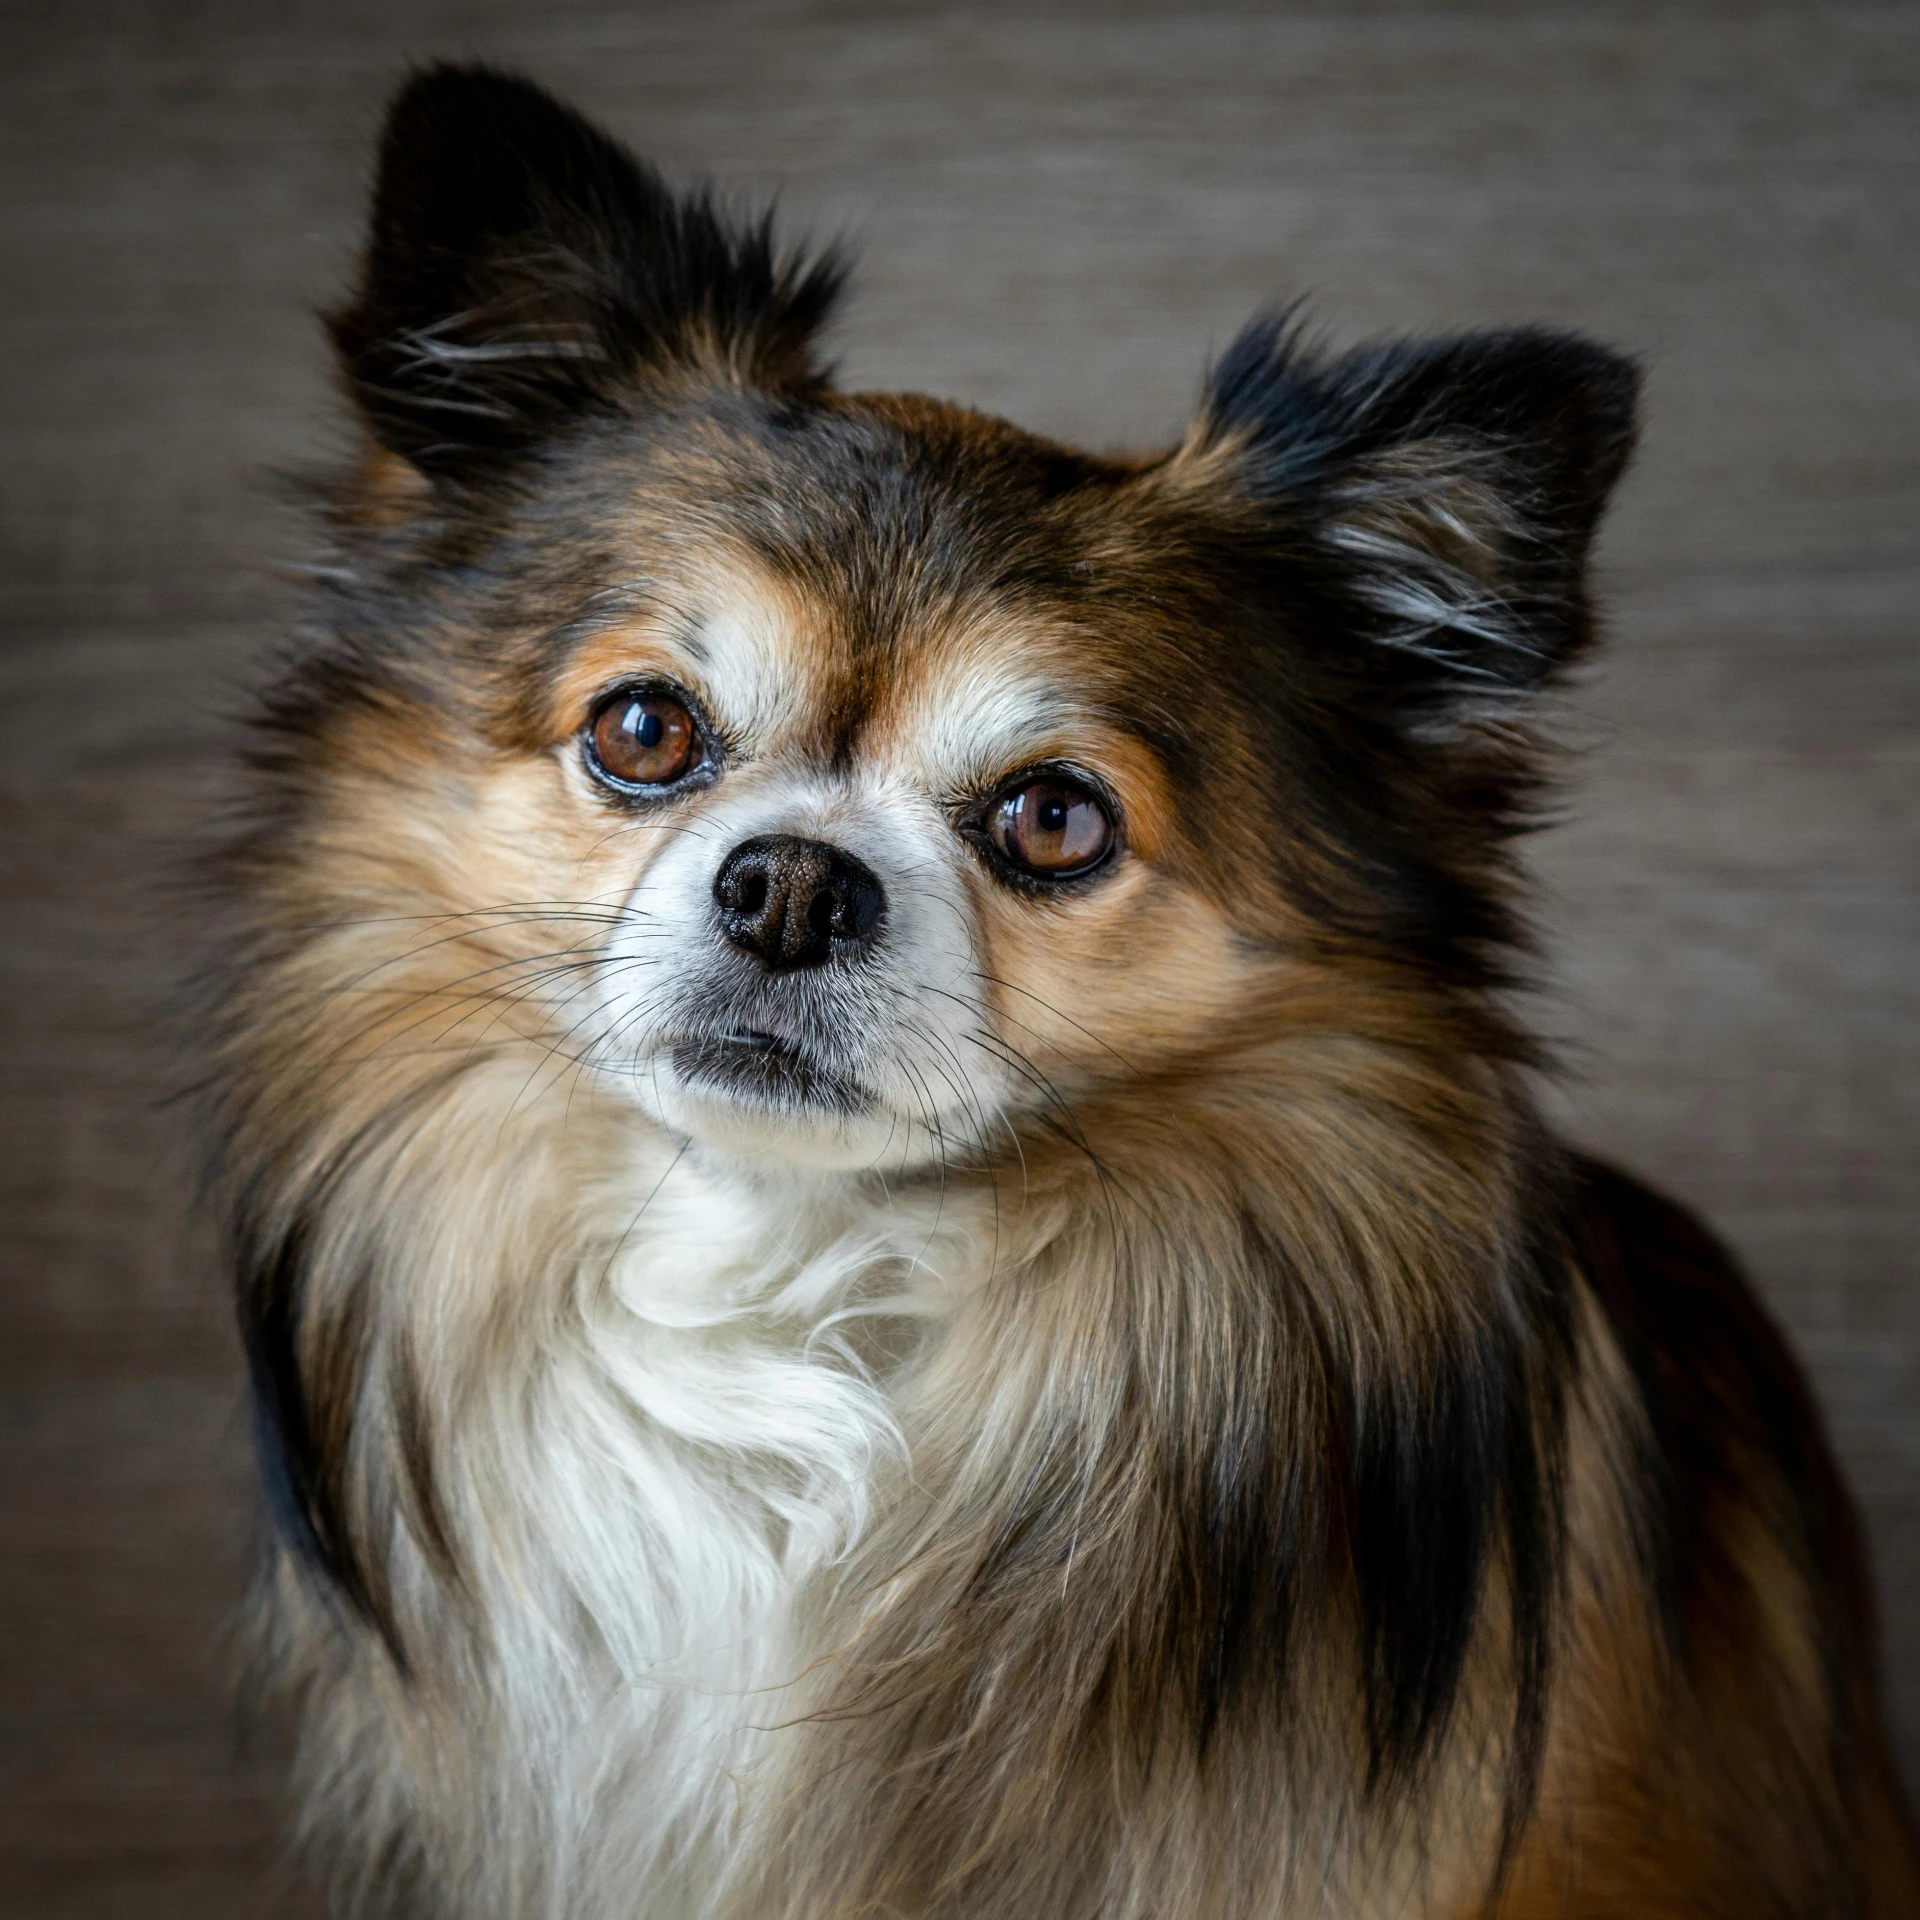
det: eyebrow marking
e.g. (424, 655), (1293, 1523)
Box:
(543, 583), (660, 653)
(675, 612), (711, 667)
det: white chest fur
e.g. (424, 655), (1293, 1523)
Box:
(429, 1133), (985, 1918)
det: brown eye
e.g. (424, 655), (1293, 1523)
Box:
(987, 776), (1115, 879)
(587, 688), (698, 788)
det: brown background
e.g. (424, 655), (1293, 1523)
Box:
(2, 2), (1916, 1912)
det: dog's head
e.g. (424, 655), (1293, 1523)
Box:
(282, 66), (1635, 1177)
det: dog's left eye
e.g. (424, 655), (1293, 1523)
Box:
(986, 775), (1114, 880)
(585, 687), (699, 789)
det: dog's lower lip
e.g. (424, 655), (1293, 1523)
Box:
(670, 1028), (866, 1115)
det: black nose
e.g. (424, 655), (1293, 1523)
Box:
(712, 835), (886, 972)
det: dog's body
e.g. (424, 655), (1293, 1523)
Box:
(202, 68), (1918, 1918)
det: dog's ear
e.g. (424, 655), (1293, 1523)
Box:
(328, 65), (845, 482)
(1185, 318), (1639, 728)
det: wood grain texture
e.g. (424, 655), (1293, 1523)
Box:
(0, 3), (1913, 1911)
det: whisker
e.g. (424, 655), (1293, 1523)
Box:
(969, 968), (1150, 1084)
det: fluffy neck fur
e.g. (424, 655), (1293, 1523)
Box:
(234, 986), (1571, 1920)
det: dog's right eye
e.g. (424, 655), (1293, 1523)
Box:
(585, 688), (699, 789)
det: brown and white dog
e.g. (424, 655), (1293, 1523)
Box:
(199, 65), (1919, 1919)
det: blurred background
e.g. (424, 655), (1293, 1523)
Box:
(2, 2), (1916, 1912)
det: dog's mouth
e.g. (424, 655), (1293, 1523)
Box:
(669, 1026), (869, 1117)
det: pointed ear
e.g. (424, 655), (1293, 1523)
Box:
(1188, 318), (1639, 723)
(327, 65), (845, 480)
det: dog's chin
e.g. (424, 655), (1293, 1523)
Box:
(646, 1032), (920, 1174)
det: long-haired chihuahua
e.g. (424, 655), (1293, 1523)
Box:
(198, 65), (1919, 1920)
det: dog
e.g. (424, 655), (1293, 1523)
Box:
(197, 63), (1919, 1918)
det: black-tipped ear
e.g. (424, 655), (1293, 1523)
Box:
(1194, 318), (1639, 720)
(328, 65), (845, 478)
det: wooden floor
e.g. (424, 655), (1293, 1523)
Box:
(2, 2), (1915, 1911)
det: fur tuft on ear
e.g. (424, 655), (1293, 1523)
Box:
(1193, 316), (1639, 725)
(328, 64), (846, 478)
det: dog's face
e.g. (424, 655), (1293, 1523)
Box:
(522, 490), (1228, 1175)
(283, 70), (1634, 1179)
(317, 403), (1296, 1176)
(499, 397), (1346, 1174)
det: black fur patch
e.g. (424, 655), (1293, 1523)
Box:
(1571, 1157), (1877, 1772)
(233, 1198), (389, 1640)
(1201, 314), (1638, 704)
(227, 1064), (483, 1661)
(330, 65), (845, 478)
(1185, 1203), (1574, 1847)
